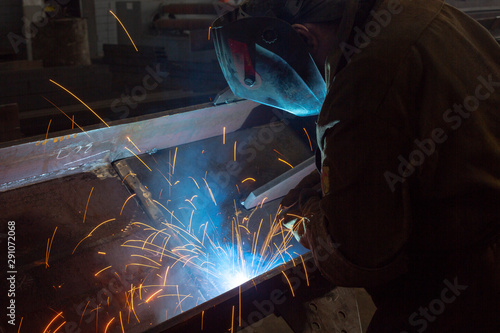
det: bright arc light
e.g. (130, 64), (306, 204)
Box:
(226, 271), (250, 290)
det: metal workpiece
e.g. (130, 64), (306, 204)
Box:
(148, 252), (362, 333)
(114, 159), (167, 228)
(243, 156), (317, 210)
(0, 99), (357, 333)
(0, 99), (261, 192)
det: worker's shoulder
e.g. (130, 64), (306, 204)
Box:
(331, 0), (447, 95)
(325, 0), (499, 117)
(340, 0), (445, 62)
(320, 0), (443, 124)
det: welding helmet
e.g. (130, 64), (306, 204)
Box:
(211, 0), (363, 116)
(211, 2), (329, 116)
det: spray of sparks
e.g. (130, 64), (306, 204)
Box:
(29, 128), (309, 332)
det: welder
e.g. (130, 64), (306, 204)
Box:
(211, 0), (500, 331)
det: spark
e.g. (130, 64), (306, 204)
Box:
(252, 219), (264, 262)
(83, 187), (94, 223)
(156, 168), (172, 186)
(80, 301), (90, 326)
(239, 225), (250, 234)
(176, 285), (181, 310)
(120, 193), (137, 215)
(45, 226), (57, 268)
(201, 310), (205, 330)
(49, 79), (110, 127)
(121, 172), (136, 184)
(239, 285), (242, 327)
(223, 127), (226, 144)
(43, 311), (63, 333)
(163, 266), (170, 286)
(259, 197), (268, 209)
(119, 311), (125, 333)
(42, 96), (90, 137)
(236, 184), (240, 194)
(208, 26), (211, 40)
(93, 304), (100, 332)
(94, 265), (112, 277)
(234, 141), (237, 161)
(188, 210), (194, 232)
(89, 218), (116, 236)
(172, 147), (178, 174)
(153, 200), (185, 226)
(241, 178), (255, 183)
(278, 158), (294, 169)
(273, 149), (285, 157)
(145, 289), (163, 303)
(185, 196), (197, 210)
(202, 222), (209, 245)
(45, 119), (52, 141)
(126, 263), (160, 270)
(125, 146), (152, 171)
(182, 255), (198, 267)
(127, 136), (141, 152)
(299, 254), (309, 286)
(174, 293), (191, 313)
(281, 271), (295, 297)
(202, 178), (217, 206)
(189, 176), (200, 189)
(131, 254), (162, 266)
(104, 317), (115, 333)
(72, 218), (116, 254)
(52, 321), (66, 333)
(109, 10), (138, 51)
(231, 305), (235, 333)
(131, 290), (140, 323)
(303, 128), (313, 151)
(17, 317), (23, 333)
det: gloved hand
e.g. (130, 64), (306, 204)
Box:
(280, 170), (321, 211)
(279, 171), (321, 249)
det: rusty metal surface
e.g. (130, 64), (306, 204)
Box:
(0, 102), (322, 333)
(0, 100), (261, 192)
(0, 166), (151, 333)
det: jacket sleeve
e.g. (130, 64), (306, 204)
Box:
(304, 113), (412, 288)
(302, 43), (424, 287)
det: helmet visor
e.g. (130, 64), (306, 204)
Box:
(212, 15), (326, 116)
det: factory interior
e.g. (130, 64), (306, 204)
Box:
(0, 0), (499, 332)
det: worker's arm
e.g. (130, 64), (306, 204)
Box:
(302, 113), (412, 288)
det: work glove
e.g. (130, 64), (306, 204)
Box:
(279, 170), (321, 249)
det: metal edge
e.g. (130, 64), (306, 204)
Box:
(145, 251), (314, 333)
(0, 100), (260, 192)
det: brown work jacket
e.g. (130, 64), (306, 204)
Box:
(303, 0), (500, 331)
